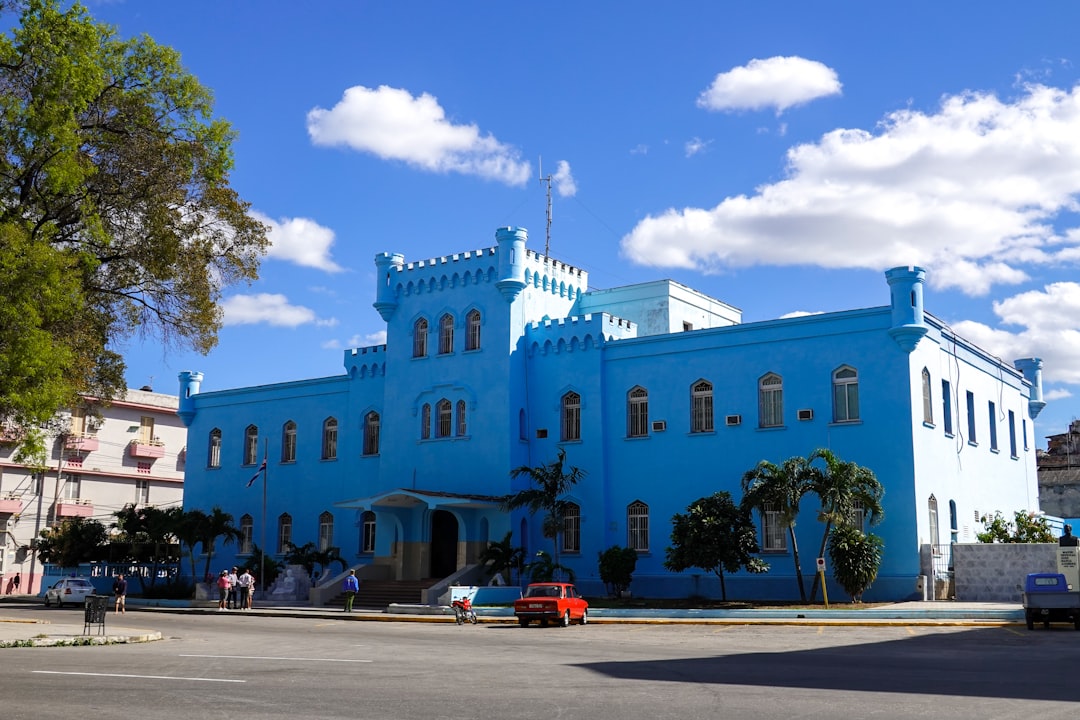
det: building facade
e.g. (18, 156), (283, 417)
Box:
(177, 226), (1045, 601)
(0, 388), (186, 594)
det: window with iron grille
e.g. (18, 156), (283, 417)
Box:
(438, 313), (454, 355)
(627, 386), (649, 437)
(761, 503), (786, 551)
(208, 428), (222, 468)
(239, 514), (253, 554)
(690, 380), (714, 433)
(318, 511), (334, 551)
(277, 513), (292, 554)
(563, 503), (580, 553)
(627, 501), (649, 552)
(561, 391), (581, 441)
(361, 511), (376, 553)
(456, 400), (467, 437)
(759, 373), (783, 428)
(244, 425), (259, 465)
(363, 412), (380, 455)
(436, 399), (452, 438)
(413, 318), (428, 358)
(420, 404), (431, 440)
(465, 309), (481, 351)
(921, 368), (933, 424)
(281, 421), (297, 463)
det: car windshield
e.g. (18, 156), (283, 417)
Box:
(525, 585), (560, 598)
(67, 580), (92, 587)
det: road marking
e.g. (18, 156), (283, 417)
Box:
(33, 671), (243, 683)
(906, 627), (916, 635)
(179, 654), (372, 663)
(1004, 627), (1025, 636)
(817, 626), (824, 635)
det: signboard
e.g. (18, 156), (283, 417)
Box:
(1059, 547), (1080, 590)
(816, 557), (826, 572)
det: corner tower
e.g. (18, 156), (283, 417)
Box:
(495, 226), (527, 301)
(885, 266), (928, 352)
(177, 370), (203, 427)
(373, 252), (405, 321)
(1014, 357), (1047, 419)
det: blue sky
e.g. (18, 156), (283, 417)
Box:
(78, 1), (1080, 441)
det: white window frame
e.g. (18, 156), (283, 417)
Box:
(438, 313), (454, 355)
(762, 503), (787, 551)
(759, 373), (783, 428)
(281, 421), (297, 463)
(363, 412), (380, 455)
(627, 386), (649, 438)
(244, 425), (259, 465)
(322, 417), (338, 460)
(208, 429), (222, 469)
(832, 366), (859, 423)
(361, 511), (376, 554)
(135, 479), (150, 505)
(436, 399), (452, 438)
(239, 514), (254, 554)
(413, 318), (428, 358)
(563, 503), (581, 554)
(318, 511), (334, 552)
(64, 474), (81, 500)
(921, 368), (933, 424)
(627, 501), (649, 552)
(691, 380), (714, 433)
(277, 513), (292, 554)
(465, 310), (481, 351)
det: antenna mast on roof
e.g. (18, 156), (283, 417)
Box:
(539, 157), (552, 257)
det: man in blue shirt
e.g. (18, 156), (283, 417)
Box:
(343, 569), (359, 612)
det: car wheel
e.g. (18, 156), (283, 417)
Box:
(1044, 619), (1051, 630)
(1026, 610), (1034, 630)
(540, 619), (549, 627)
(560, 610), (571, 627)
(580, 609), (588, 625)
(44, 596), (51, 608)
(518, 618), (529, 627)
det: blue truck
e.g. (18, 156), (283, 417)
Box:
(1022, 573), (1080, 630)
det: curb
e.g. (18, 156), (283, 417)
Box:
(0, 631), (163, 648)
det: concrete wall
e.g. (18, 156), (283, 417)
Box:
(953, 542), (1057, 602)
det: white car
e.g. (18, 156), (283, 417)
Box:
(44, 577), (96, 607)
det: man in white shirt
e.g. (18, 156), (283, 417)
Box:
(237, 569), (254, 610)
(226, 568), (239, 609)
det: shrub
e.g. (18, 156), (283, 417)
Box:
(827, 525), (883, 603)
(598, 546), (637, 597)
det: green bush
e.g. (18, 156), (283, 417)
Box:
(598, 546), (638, 597)
(827, 525), (883, 603)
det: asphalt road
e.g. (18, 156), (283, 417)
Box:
(3, 607), (1079, 719)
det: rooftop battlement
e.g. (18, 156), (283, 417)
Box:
(526, 313), (637, 352)
(344, 344), (387, 379)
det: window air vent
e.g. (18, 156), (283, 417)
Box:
(725, 414), (742, 426)
(651, 420), (667, 432)
(797, 408), (814, 421)
(535, 429), (548, 439)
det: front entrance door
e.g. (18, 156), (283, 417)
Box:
(430, 510), (458, 578)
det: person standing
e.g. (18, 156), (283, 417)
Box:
(342, 569), (359, 612)
(113, 574), (127, 614)
(237, 568), (254, 611)
(12, 573), (19, 593)
(226, 567), (239, 609)
(246, 574), (256, 609)
(216, 570), (230, 611)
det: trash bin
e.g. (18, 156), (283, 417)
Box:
(84, 594), (108, 635)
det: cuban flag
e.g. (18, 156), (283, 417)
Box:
(246, 459), (266, 488)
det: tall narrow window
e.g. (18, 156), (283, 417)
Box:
(139, 416), (155, 444)
(1023, 419), (1029, 451)
(851, 500), (866, 534)
(208, 429), (222, 468)
(627, 501), (649, 552)
(244, 425), (259, 465)
(561, 391), (581, 442)
(363, 412), (380, 455)
(318, 511), (334, 552)
(421, 404), (431, 440)
(135, 479), (150, 505)
(832, 366), (859, 422)
(761, 503), (786, 551)
(965, 391), (976, 443)
(439, 313), (455, 354)
(988, 402), (998, 451)
(563, 503), (581, 553)
(277, 513), (292, 554)
(942, 380), (954, 436)
(759, 373), (783, 428)
(1008, 410), (1017, 457)
(322, 417), (338, 460)
(361, 511), (376, 554)
(921, 368), (933, 424)
(413, 318), (428, 358)
(627, 386), (649, 437)
(436, 399), (452, 438)
(949, 500), (958, 544)
(465, 309), (481, 351)
(281, 421), (297, 463)
(71, 407), (87, 437)
(239, 514), (253, 554)
(690, 380), (714, 433)
(64, 474), (81, 500)
(928, 495), (940, 548)
(456, 400), (467, 437)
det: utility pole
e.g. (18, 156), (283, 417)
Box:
(539, 157), (553, 257)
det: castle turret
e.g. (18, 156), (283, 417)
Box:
(885, 266), (928, 352)
(373, 252), (405, 321)
(495, 226), (528, 301)
(1014, 357), (1047, 419)
(177, 371), (203, 427)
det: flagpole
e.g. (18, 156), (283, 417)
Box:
(260, 438), (267, 594)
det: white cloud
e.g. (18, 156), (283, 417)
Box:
(630, 144), (649, 156)
(623, 84), (1080, 296)
(324, 331), (386, 351)
(552, 160), (577, 197)
(685, 137), (710, 157)
(697, 56), (842, 114)
(307, 85), (531, 186)
(222, 293), (336, 328)
(251, 211), (343, 273)
(779, 310), (825, 319)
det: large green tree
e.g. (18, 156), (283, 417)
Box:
(0, 0), (268, 437)
(36, 516), (109, 568)
(198, 506), (241, 581)
(664, 492), (768, 602)
(503, 449), (586, 575)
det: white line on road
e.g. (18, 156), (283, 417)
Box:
(179, 654), (372, 663)
(33, 671), (244, 683)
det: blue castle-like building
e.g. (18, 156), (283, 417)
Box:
(178, 226), (1046, 601)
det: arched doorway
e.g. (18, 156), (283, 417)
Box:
(430, 510), (458, 578)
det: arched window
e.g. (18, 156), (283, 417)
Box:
(761, 503), (786, 551)
(561, 391), (581, 441)
(690, 380), (714, 433)
(758, 374), (783, 428)
(438, 313), (454, 354)
(421, 404), (431, 440)
(322, 417), (338, 460)
(456, 400), (467, 437)
(281, 420), (297, 463)
(949, 499), (958, 544)
(928, 495), (940, 550)
(627, 386), (649, 437)
(363, 412), (380, 455)
(413, 317), (428, 358)
(627, 501), (649, 552)
(239, 514), (253, 554)
(921, 368), (933, 424)
(436, 399), (452, 438)
(832, 366), (859, 422)
(244, 425), (259, 465)
(277, 513), (292, 554)
(465, 309), (481, 351)
(563, 502), (581, 553)
(207, 428), (222, 468)
(318, 511), (334, 551)
(361, 511), (376, 554)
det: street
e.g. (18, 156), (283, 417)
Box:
(2, 605), (1079, 719)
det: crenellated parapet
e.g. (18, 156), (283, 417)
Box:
(344, 345), (387, 380)
(522, 248), (588, 300)
(375, 248), (500, 306)
(525, 313), (636, 355)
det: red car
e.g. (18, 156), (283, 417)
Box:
(514, 582), (589, 627)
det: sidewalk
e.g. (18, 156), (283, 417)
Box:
(0, 594), (1027, 647)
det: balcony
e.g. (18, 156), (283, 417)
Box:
(55, 498), (94, 518)
(0, 494), (22, 516)
(129, 437), (165, 459)
(0, 424), (21, 445)
(65, 433), (99, 452)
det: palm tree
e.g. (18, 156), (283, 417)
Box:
(503, 449), (586, 575)
(478, 531), (525, 585)
(741, 455), (817, 602)
(199, 506), (241, 581)
(807, 449), (884, 602)
(284, 541), (347, 582)
(174, 508), (209, 584)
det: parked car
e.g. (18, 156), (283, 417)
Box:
(513, 582), (588, 627)
(44, 577), (95, 607)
